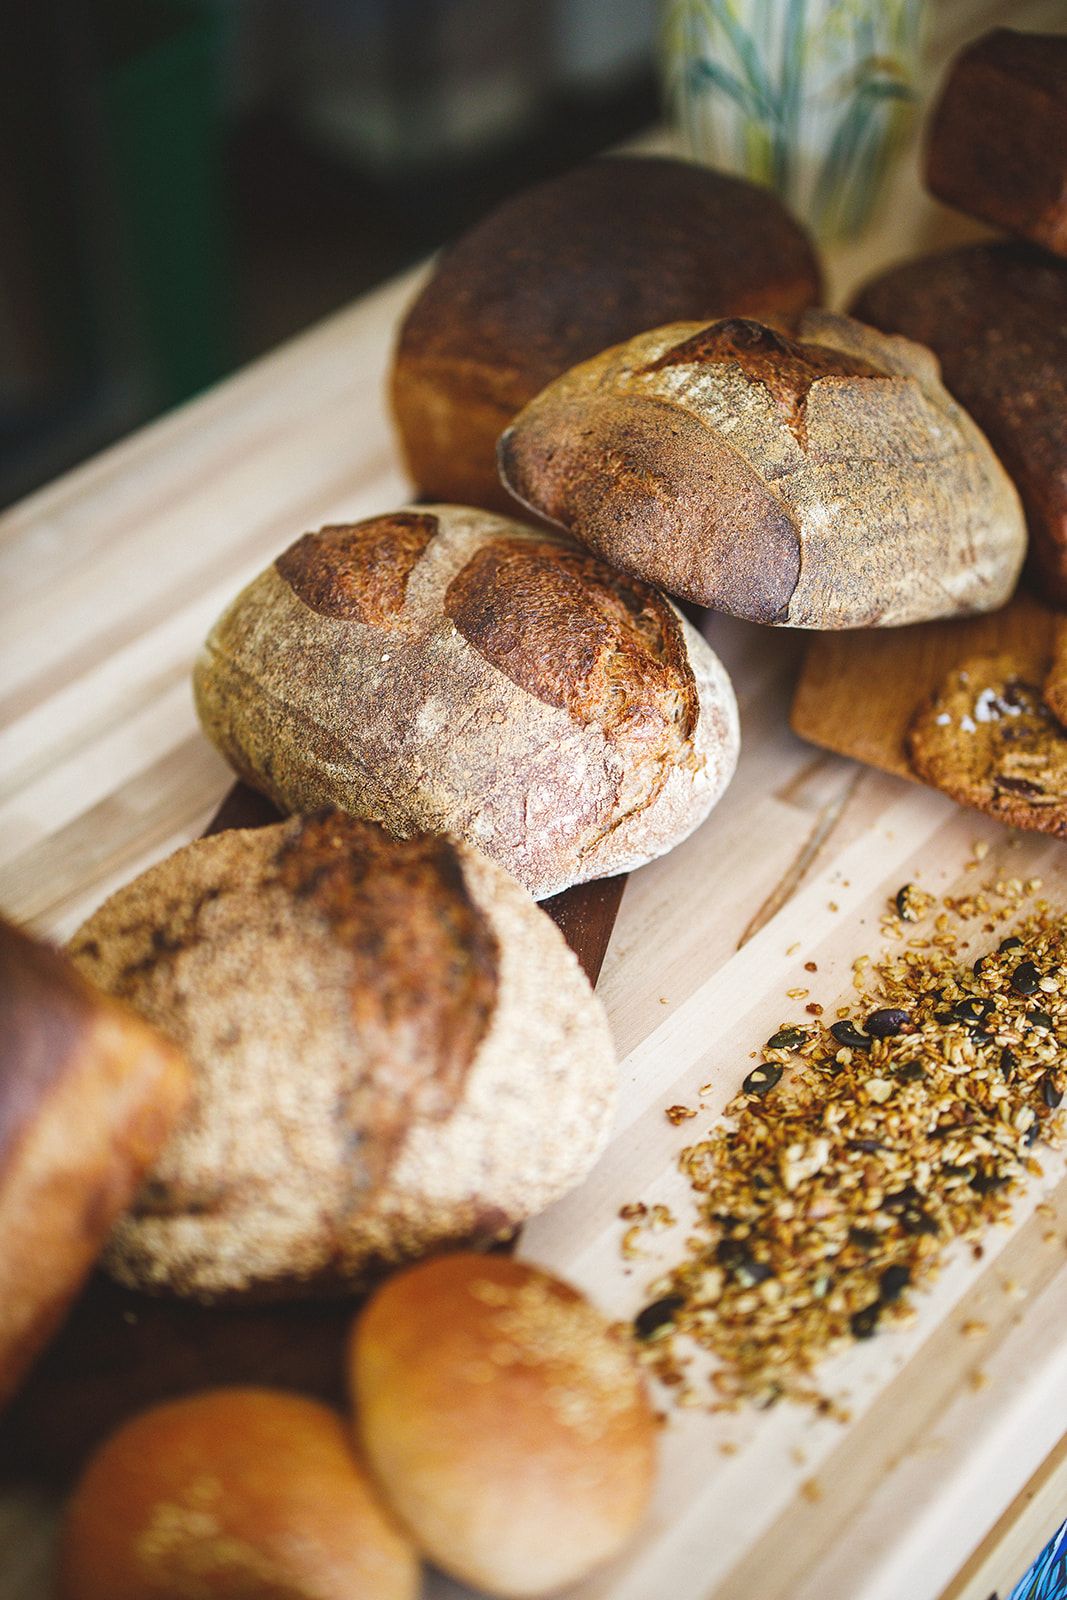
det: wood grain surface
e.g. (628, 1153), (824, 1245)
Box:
(791, 589), (1062, 781)
(5, 99), (1067, 1598)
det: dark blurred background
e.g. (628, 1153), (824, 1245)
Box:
(0, 0), (658, 510)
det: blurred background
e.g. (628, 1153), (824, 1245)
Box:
(1, 0), (1063, 512)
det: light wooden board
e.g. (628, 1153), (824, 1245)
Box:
(5, 96), (1067, 1600)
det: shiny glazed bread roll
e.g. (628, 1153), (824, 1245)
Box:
(193, 504), (740, 900)
(351, 1253), (657, 1598)
(0, 918), (189, 1410)
(392, 154), (822, 510)
(68, 813), (616, 1302)
(57, 1387), (420, 1600)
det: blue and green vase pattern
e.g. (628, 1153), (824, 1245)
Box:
(1007, 1518), (1067, 1600)
(661, 0), (923, 241)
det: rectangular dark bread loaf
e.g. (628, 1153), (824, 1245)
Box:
(926, 28), (1067, 256)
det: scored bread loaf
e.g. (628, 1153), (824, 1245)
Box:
(0, 919), (189, 1409)
(851, 244), (1067, 605)
(498, 310), (1027, 629)
(193, 504), (739, 900)
(68, 813), (616, 1302)
(392, 154), (822, 511)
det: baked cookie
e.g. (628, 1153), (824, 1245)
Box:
(907, 652), (1067, 833)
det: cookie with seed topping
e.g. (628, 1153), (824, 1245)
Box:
(907, 652), (1067, 833)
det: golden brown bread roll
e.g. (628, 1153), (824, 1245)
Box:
(193, 504), (739, 900)
(57, 1387), (419, 1600)
(392, 154), (822, 510)
(351, 1253), (657, 1597)
(68, 813), (616, 1302)
(0, 918), (189, 1411)
(499, 311), (1027, 628)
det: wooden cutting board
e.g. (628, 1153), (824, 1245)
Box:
(790, 588), (1061, 781)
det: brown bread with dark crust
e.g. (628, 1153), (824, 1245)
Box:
(851, 243), (1067, 605)
(0, 919), (189, 1410)
(194, 505), (739, 900)
(392, 155), (822, 511)
(69, 813), (617, 1302)
(925, 29), (1067, 257)
(499, 310), (1027, 629)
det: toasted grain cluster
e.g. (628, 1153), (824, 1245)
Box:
(392, 154), (821, 510)
(67, 813), (616, 1302)
(626, 877), (1066, 1410)
(194, 504), (739, 900)
(351, 1254), (657, 1597)
(499, 309), (1027, 629)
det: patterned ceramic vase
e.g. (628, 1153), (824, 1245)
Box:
(661, 0), (924, 241)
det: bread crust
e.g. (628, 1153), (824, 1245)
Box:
(194, 504), (739, 899)
(499, 311), (1027, 628)
(392, 155), (821, 510)
(926, 29), (1067, 257)
(852, 243), (1067, 605)
(0, 921), (189, 1408)
(68, 815), (617, 1301)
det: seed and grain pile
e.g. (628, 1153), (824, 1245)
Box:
(628, 876), (1067, 1410)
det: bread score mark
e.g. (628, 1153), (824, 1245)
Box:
(445, 538), (702, 850)
(640, 317), (886, 449)
(275, 512), (438, 625)
(275, 813), (501, 1131)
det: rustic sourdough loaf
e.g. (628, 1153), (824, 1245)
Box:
(926, 29), (1067, 258)
(0, 919), (189, 1409)
(68, 813), (616, 1302)
(851, 244), (1067, 605)
(193, 504), (739, 900)
(392, 154), (821, 511)
(498, 310), (1027, 629)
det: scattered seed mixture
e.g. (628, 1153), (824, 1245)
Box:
(627, 875), (1067, 1412)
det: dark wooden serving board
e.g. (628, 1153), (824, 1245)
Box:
(0, 785), (626, 1480)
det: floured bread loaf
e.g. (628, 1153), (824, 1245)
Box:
(193, 505), (739, 899)
(498, 311), (1027, 629)
(68, 813), (617, 1302)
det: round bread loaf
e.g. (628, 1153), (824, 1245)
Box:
(68, 813), (616, 1301)
(351, 1254), (657, 1597)
(0, 918), (189, 1411)
(499, 310), (1027, 629)
(58, 1387), (419, 1600)
(392, 154), (822, 510)
(851, 244), (1067, 605)
(193, 504), (740, 900)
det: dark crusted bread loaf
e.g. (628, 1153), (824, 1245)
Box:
(0, 919), (189, 1408)
(498, 310), (1026, 628)
(193, 504), (739, 900)
(392, 155), (821, 511)
(926, 29), (1067, 257)
(851, 243), (1067, 605)
(68, 813), (616, 1302)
